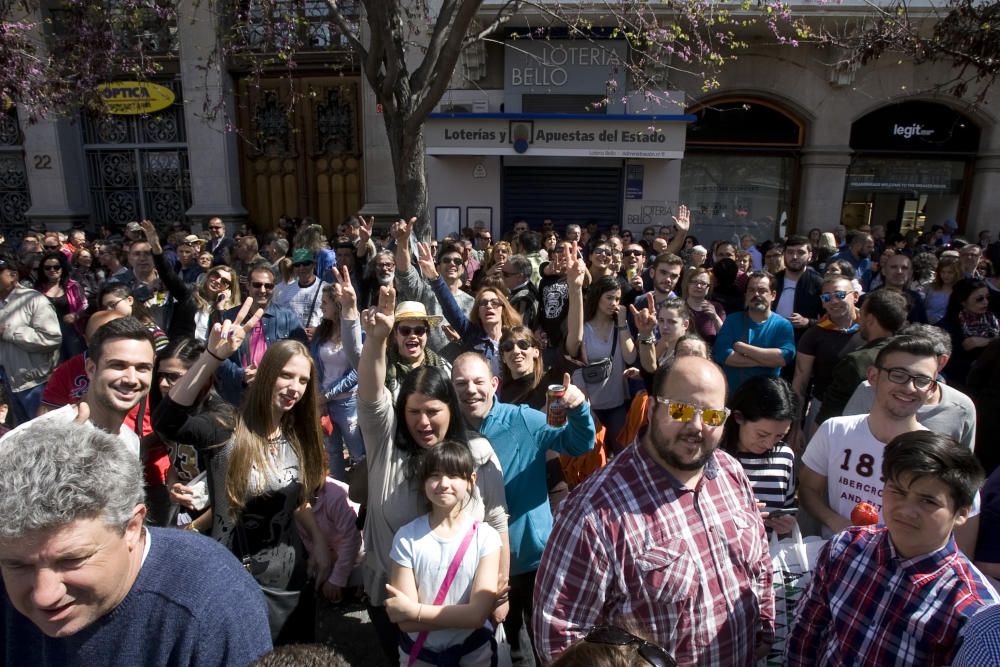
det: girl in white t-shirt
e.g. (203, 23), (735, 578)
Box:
(386, 440), (502, 667)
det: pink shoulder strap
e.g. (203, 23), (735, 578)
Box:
(407, 520), (479, 667)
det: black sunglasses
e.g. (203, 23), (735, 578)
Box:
(585, 626), (676, 667)
(500, 339), (532, 353)
(251, 281), (275, 290)
(397, 324), (428, 337)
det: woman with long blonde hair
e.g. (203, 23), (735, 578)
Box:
(159, 300), (330, 644)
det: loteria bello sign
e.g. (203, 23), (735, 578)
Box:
(97, 81), (175, 115)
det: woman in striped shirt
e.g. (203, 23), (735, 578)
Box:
(722, 375), (800, 535)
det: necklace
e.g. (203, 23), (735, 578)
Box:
(268, 433), (285, 459)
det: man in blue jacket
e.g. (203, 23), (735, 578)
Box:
(215, 263), (307, 404)
(451, 352), (595, 666)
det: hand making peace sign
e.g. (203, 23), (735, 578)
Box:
(206, 297), (264, 361)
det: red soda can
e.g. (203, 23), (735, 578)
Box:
(546, 384), (568, 427)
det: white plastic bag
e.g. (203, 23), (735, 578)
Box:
(494, 623), (513, 667)
(761, 524), (827, 666)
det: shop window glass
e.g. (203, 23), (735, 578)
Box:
(679, 154), (793, 245)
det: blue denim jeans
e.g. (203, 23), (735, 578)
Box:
(325, 393), (365, 482)
(10, 383), (46, 426)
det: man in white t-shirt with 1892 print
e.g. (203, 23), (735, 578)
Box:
(801, 335), (937, 537)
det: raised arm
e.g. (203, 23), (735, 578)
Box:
(143, 220), (190, 303)
(168, 297), (263, 407)
(630, 293), (658, 374)
(666, 204), (690, 256)
(565, 247), (586, 359)
(357, 286), (395, 403)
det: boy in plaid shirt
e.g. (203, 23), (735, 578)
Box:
(786, 430), (999, 666)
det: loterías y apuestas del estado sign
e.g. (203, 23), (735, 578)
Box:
(97, 82), (175, 115)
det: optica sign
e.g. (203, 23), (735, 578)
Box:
(97, 81), (175, 115)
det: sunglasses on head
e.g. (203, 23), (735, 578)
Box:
(654, 397), (730, 427)
(820, 290), (849, 302)
(251, 281), (275, 290)
(585, 626), (676, 667)
(397, 324), (428, 337)
(500, 339), (532, 353)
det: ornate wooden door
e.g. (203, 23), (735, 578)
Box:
(238, 76), (363, 234)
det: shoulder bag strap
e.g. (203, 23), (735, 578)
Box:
(407, 520), (479, 667)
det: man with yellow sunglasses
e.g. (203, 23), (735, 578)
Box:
(534, 356), (773, 665)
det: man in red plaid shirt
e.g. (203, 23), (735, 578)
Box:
(532, 356), (774, 665)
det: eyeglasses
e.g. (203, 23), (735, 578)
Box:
(876, 366), (936, 390)
(208, 273), (232, 287)
(592, 248), (611, 256)
(478, 298), (502, 309)
(397, 324), (428, 337)
(438, 257), (464, 266)
(654, 397), (730, 427)
(375, 262), (395, 271)
(292, 261), (314, 268)
(500, 339), (532, 353)
(820, 290), (850, 302)
(104, 297), (128, 311)
(623, 250), (643, 257)
(251, 281), (275, 290)
(584, 626), (676, 667)
(43, 264), (62, 271)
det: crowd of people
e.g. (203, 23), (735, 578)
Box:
(2, 211), (1000, 666)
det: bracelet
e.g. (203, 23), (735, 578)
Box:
(206, 349), (226, 362)
(639, 335), (656, 345)
(616, 325), (629, 331)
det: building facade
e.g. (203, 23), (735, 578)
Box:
(3, 2), (998, 245)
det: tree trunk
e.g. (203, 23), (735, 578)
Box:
(383, 112), (430, 241)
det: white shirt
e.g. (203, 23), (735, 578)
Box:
(0, 403), (141, 457)
(775, 274), (798, 319)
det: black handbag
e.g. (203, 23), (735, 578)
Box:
(234, 519), (300, 641)
(581, 324), (618, 385)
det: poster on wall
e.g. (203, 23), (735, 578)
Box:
(625, 165), (644, 199)
(435, 207), (461, 240)
(466, 207), (494, 237)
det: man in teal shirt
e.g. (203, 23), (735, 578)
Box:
(451, 352), (595, 666)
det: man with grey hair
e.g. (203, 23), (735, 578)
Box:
(0, 419), (271, 665)
(502, 254), (538, 330)
(842, 323), (976, 450)
(358, 248), (395, 310)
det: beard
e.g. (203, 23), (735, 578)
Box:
(377, 272), (394, 286)
(648, 426), (717, 472)
(748, 298), (769, 312)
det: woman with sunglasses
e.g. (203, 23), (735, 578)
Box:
(34, 250), (87, 361)
(682, 267), (725, 344)
(156, 300), (331, 644)
(193, 264), (241, 342)
(940, 278), (999, 389)
(418, 242), (522, 376)
(355, 285), (508, 666)
(567, 253), (636, 453)
(721, 376), (800, 536)
(587, 242), (615, 282)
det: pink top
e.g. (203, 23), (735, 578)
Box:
(299, 477), (364, 588)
